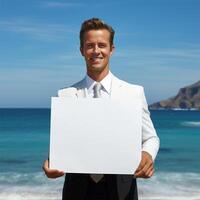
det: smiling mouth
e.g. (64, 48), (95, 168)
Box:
(89, 57), (103, 61)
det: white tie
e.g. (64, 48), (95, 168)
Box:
(93, 82), (102, 98)
(90, 82), (104, 183)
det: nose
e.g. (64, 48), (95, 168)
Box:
(93, 44), (100, 54)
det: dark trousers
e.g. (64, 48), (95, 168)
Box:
(62, 174), (138, 200)
(85, 177), (108, 200)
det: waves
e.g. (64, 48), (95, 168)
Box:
(159, 148), (173, 153)
(0, 171), (64, 185)
(138, 172), (200, 200)
(0, 190), (61, 200)
(0, 172), (199, 200)
(0, 172), (64, 200)
(181, 121), (200, 128)
(0, 158), (29, 164)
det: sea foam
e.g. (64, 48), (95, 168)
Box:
(181, 121), (200, 128)
(0, 172), (199, 200)
(138, 172), (200, 199)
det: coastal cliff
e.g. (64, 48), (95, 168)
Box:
(149, 80), (200, 110)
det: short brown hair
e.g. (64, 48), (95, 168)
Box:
(80, 18), (115, 48)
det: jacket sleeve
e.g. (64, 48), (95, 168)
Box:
(141, 87), (160, 161)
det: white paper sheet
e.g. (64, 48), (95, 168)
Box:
(50, 97), (142, 174)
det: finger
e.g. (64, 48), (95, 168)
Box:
(42, 160), (49, 172)
(49, 171), (65, 178)
(135, 159), (146, 173)
(143, 165), (154, 178)
(134, 169), (144, 178)
(141, 161), (153, 174)
(142, 151), (153, 166)
(134, 163), (146, 176)
(135, 151), (153, 173)
(135, 165), (154, 178)
(46, 169), (65, 178)
(43, 160), (64, 173)
(42, 160), (64, 178)
(134, 162), (153, 178)
(135, 160), (150, 175)
(145, 164), (154, 175)
(145, 168), (154, 178)
(134, 167), (145, 178)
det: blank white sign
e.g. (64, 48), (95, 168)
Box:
(50, 97), (142, 174)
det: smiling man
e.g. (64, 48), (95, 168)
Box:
(43, 18), (160, 200)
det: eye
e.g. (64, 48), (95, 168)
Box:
(98, 43), (107, 48)
(86, 43), (93, 49)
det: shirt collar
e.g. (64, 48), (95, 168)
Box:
(85, 71), (113, 95)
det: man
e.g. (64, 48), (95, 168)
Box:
(43, 18), (160, 200)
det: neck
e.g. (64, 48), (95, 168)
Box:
(87, 68), (109, 82)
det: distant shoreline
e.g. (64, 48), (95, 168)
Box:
(0, 107), (50, 109)
(149, 108), (200, 111)
(0, 107), (200, 111)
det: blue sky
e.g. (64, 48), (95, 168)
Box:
(1, 0), (200, 107)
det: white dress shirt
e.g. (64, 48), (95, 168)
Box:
(85, 71), (113, 98)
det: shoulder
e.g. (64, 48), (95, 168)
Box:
(121, 79), (144, 91)
(113, 75), (144, 93)
(58, 87), (77, 97)
(58, 78), (86, 97)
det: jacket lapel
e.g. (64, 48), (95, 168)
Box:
(110, 76), (123, 99)
(75, 78), (88, 98)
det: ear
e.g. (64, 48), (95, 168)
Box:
(110, 45), (115, 55)
(80, 46), (84, 56)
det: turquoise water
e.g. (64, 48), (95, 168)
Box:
(0, 109), (50, 173)
(152, 110), (200, 173)
(0, 109), (200, 199)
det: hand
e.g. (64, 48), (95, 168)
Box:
(42, 159), (65, 179)
(134, 151), (154, 178)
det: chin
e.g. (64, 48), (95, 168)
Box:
(89, 65), (105, 72)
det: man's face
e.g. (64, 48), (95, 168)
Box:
(80, 29), (114, 76)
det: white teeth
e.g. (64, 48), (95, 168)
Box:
(91, 57), (102, 60)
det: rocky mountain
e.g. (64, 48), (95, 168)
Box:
(149, 80), (200, 110)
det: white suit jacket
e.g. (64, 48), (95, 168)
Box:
(58, 74), (159, 160)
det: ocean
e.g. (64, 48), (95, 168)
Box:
(0, 109), (199, 200)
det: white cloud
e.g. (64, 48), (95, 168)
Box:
(113, 45), (200, 69)
(115, 46), (200, 60)
(0, 19), (77, 41)
(42, 1), (84, 8)
(0, 51), (84, 71)
(42, 1), (123, 9)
